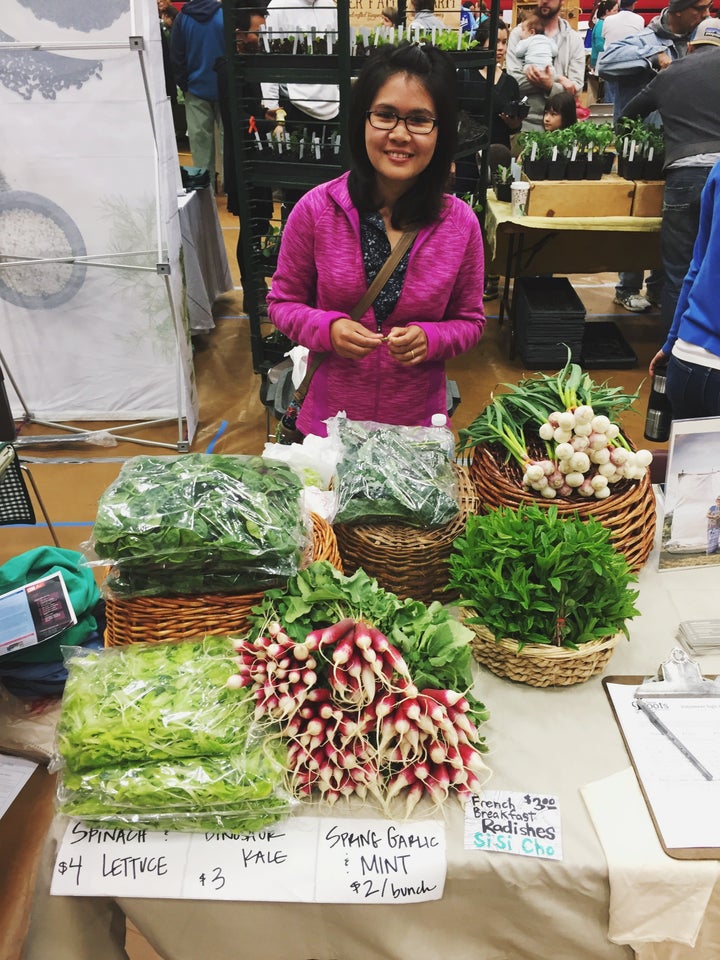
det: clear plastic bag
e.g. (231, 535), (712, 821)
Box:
(54, 636), (255, 773)
(53, 637), (292, 832)
(83, 454), (306, 597)
(328, 415), (460, 528)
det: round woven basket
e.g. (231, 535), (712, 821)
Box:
(462, 612), (621, 687)
(468, 443), (656, 571)
(333, 463), (478, 604)
(104, 513), (342, 647)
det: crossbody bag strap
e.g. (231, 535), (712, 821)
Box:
(348, 227), (418, 322)
(294, 228), (419, 402)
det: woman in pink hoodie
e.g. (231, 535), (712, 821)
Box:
(267, 42), (486, 438)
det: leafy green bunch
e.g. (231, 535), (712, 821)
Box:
(448, 503), (640, 648)
(457, 355), (639, 461)
(251, 560), (490, 734)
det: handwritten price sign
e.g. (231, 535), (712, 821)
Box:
(51, 817), (446, 903)
(463, 790), (563, 861)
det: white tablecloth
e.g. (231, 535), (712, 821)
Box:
(177, 189), (232, 335)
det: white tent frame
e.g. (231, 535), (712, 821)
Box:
(0, 13), (193, 452)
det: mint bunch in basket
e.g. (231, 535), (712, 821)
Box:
(448, 503), (640, 649)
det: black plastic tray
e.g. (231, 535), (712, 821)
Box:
(581, 321), (638, 369)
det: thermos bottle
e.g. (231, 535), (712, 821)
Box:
(643, 369), (672, 443)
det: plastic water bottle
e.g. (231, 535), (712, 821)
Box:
(429, 413), (455, 461)
(643, 370), (672, 443)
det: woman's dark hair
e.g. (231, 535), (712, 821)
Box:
(474, 20), (508, 47)
(347, 42), (458, 229)
(544, 90), (577, 129)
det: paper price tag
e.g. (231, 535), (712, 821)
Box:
(52, 816), (447, 903)
(464, 790), (563, 860)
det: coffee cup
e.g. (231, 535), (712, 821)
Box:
(510, 181), (530, 217)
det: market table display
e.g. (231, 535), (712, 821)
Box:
(20, 530), (720, 960)
(483, 192), (662, 351)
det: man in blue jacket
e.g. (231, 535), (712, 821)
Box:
(171, 0), (225, 185)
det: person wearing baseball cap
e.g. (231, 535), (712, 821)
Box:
(622, 17), (720, 334)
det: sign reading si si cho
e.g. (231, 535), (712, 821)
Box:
(464, 790), (563, 861)
(51, 817), (446, 903)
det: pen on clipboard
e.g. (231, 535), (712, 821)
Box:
(634, 698), (714, 781)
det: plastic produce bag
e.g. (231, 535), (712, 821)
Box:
(328, 415), (460, 528)
(55, 636), (257, 772)
(53, 637), (292, 832)
(84, 454), (306, 597)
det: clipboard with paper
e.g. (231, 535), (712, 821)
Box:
(603, 648), (720, 860)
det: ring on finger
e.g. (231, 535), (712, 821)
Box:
(411, 349), (416, 360)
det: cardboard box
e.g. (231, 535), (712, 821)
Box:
(632, 180), (665, 218)
(522, 174), (635, 218)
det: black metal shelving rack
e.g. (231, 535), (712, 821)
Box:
(221, 0), (500, 397)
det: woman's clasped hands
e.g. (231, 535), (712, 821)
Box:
(330, 317), (427, 364)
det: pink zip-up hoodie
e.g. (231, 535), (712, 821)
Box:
(267, 173), (486, 437)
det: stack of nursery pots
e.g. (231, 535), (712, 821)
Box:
(519, 121), (617, 182)
(616, 117), (665, 181)
(458, 359), (657, 573)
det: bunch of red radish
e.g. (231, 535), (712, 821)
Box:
(228, 617), (489, 814)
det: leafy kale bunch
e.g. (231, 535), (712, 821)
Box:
(251, 561), (489, 737)
(91, 454), (304, 596)
(333, 419), (459, 528)
(448, 504), (640, 649)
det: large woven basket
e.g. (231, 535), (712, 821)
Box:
(468, 443), (656, 571)
(334, 463), (478, 604)
(104, 513), (341, 647)
(462, 612), (621, 687)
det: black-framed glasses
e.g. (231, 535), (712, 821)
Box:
(366, 110), (437, 135)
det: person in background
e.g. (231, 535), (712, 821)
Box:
(157, 1), (185, 146)
(409, 0), (447, 34)
(171, 0), (225, 186)
(514, 14), (559, 74)
(506, 0), (585, 131)
(381, 6), (401, 28)
(460, 1), (479, 38)
(456, 20), (522, 301)
(267, 43), (486, 439)
(215, 6), (274, 315)
(648, 158), (720, 424)
(542, 89), (577, 129)
(590, 0), (618, 70)
(622, 18), (720, 335)
(262, 0), (339, 211)
(598, 0), (710, 314)
(602, 0), (645, 47)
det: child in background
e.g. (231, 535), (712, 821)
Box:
(514, 14), (558, 75)
(542, 90), (577, 131)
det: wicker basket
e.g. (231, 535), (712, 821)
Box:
(462, 612), (621, 687)
(333, 464), (478, 604)
(468, 443), (656, 571)
(104, 513), (341, 647)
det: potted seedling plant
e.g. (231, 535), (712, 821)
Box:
(518, 130), (551, 181)
(643, 124), (665, 180)
(546, 128), (569, 180)
(493, 164), (513, 202)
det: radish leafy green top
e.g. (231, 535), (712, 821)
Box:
(89, 455), (305, 596)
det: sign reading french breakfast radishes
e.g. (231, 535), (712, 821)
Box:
(51, 817), (446, 902)
(464, 790), (563, 861)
